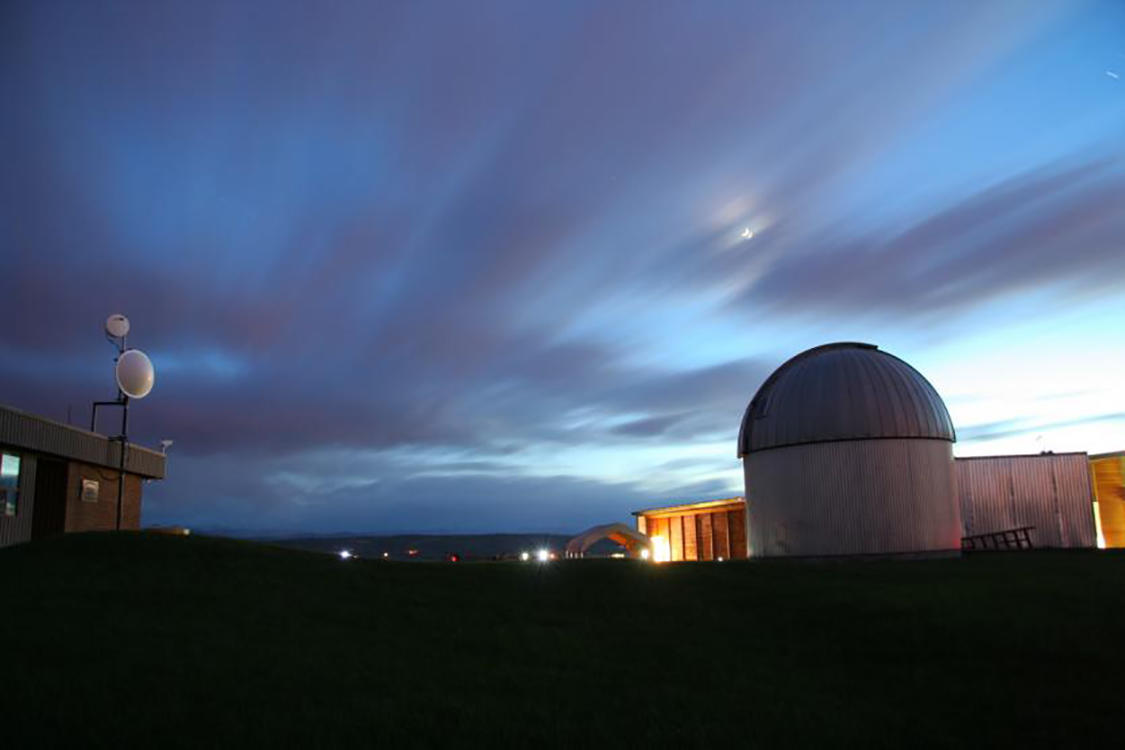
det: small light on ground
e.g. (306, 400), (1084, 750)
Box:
(537, 548), (550, 563)
(519, 551), (530, 562)
(338, 550), (353, 560)
(640, 548), (650, 560)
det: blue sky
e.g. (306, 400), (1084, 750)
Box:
(2, 0), (1123, 534)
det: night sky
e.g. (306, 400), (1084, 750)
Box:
(3, 1), (1124, 534)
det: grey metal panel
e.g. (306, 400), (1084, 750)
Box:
(0, 455), (37, 548)
(738, 343), (955, 457)
(956, 454), (1096, 548)
(744, 438), (961, 557)
(0, 403), (164, 478)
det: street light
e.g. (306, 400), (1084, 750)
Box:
(90, 314), (156, 531)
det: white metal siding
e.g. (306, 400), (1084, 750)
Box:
(956, 454), (1096, 548)
(744, 439), (960, 557)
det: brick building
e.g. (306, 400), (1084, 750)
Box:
(0, 403), (165, 548)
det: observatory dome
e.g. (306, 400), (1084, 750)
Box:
(738, 342), (954, 457)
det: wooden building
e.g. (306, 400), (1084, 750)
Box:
(634, 497), (747, 561)
(1090, 451), (1125, 548)
(0, 403), (165, 548)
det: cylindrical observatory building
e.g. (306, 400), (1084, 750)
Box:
(738, 343), (961, 558)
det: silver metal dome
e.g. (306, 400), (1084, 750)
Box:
(738, 342), (955, 457)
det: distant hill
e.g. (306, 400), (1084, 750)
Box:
(270, 532), (629, 560)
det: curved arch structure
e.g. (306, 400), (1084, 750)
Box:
(566, 523), (652, 558)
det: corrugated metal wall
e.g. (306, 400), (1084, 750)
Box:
(957, 454), (1096, 548)
(0, 455), (37, 548)
(0, 405), (164, 478)
(745, 438), (960, 557)
(1090, 453), (1125, 548)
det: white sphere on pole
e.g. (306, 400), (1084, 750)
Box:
(116, 349), (155, 399)
(105, 314), (130, 339)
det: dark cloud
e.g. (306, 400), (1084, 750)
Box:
(611, 413), (687, 438)
(959, 412), (1125, 444)
(145, 452), (658, 534)
(2, 0), (1120, 532)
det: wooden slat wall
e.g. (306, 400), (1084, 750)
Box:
(729, 508), (748, 559)
(699, 514), (713, 559)
(1091, 455), (1125, 548)
(669, 515), (684, 561)
(636, 502), (750, 561)
(683, 513), (698, 560)
(713, 511), (730, 559)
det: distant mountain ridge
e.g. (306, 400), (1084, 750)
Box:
(271, 532), (594, 561)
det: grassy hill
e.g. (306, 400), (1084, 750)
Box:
(2, 533), (1124, 748)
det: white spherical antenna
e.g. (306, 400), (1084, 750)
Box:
(115, 349), (155, 399)
(105, 314), (130, 339)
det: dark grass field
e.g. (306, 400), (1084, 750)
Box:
(2, 533), (1123, 748)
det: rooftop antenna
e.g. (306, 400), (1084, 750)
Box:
(90, 314), (156, 530)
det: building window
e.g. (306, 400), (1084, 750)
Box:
(1, 453), (19, 516)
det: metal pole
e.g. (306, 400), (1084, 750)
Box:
(116, 395), (129, 531)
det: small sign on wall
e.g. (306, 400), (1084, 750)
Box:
(81, 478), (99, 503)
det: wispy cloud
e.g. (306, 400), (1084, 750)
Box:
(2, 0), (1122, 532)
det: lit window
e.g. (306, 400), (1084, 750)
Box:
(1, 454), (20, 516)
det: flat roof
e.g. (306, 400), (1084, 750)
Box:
(0, 403), (165, 479)
(632, 496), (745, 517)
(955, 451), (1089, 460)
